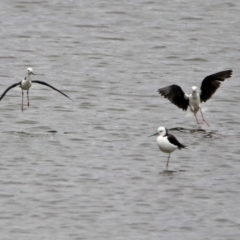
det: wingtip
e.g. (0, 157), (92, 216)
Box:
(66, 95), (74, 102)
(224, 69), (233, 78)
(158, 87), (166, 96)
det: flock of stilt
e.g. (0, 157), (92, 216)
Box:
(151, 70), (232, 171)
(0, 68), (233, 171)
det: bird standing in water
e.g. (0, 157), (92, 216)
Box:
(158, 70), (232, 127)
(0, 68), (72, 112)
(149, 126), (187, 171)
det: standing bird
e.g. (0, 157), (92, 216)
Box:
(158, 70), (232, 127)
(0, 68), (72, 112)
(149, 126), (187, 171)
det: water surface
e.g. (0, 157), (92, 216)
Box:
(0, 0), (240, 239)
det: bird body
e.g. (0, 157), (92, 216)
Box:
(0, 67), (72, 112)
(187, 87), (201, 114)
(150, 126), (186, 170)
(21, 76), (32, 90)
(157, 135), (178, 153)
(158, 70), (232, 127)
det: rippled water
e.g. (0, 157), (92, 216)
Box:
(0, 0), (240, 239)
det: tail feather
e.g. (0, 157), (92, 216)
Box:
(178, 143), (187, 150)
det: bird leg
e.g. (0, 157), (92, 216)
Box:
(199, 107), (210, 127)
(22, 89), (24, 112)
(194, 113), (201, 128)
(27, 90), (30, 107)
(166, 153), (170, 170)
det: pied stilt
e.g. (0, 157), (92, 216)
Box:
(158, 70), (232, 127)
(0, 68), (72, 112)
(149, 126), (187, 171)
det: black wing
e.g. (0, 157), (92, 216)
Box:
(168, 134), (187, 150)
(200, 70), (232, 102)
(158, 85), (189, 111)
(32, 80), (72, 101)
(0, 81), (21, 101)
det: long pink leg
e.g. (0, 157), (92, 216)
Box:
(194, 114), (201, 128)
(166, 153), (170, 170)
(199, 107), (210, 127)
(27, 90), (30, 107)
(22, 89), (24, 112)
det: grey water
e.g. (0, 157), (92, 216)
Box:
(0, 0), (240, 239)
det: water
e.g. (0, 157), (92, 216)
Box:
(0, 0), (240, 239)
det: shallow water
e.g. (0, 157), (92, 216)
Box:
(0, 0), (240, 239)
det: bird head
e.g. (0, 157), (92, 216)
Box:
(27, 68), (35, 75)
(191, 86), (198, 92)
(149, 126), (167, 137)
(157, 126), (167, 136)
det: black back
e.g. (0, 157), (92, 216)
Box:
(158, 85), (189, 111)
(167, 134), (186, 150)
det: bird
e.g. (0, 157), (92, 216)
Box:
(149, 126), (187, 171)
(158, 70), (232, 127)
(0, 68), (72, 112)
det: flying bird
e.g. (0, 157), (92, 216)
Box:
(149, 126), (187, 171)
(158, 70), (232, 127)
(0, 68), (72, 112)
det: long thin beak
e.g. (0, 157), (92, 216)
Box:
(149, 132), (158, 137)
(32, 72), (35, 75)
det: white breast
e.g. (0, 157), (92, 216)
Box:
(21, 79), (32, 90)
(157, 136), (177, 153)
(189, 93), (201, 113)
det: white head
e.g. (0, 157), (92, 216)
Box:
(27, 68), (34, 75)
(149, 126), (167, 137)
(192, 86), (198, 92)
(157, 126), (167, 136)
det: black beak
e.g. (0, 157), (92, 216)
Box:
(149, 132), (158, 137)
(32, 72), (35, 75)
